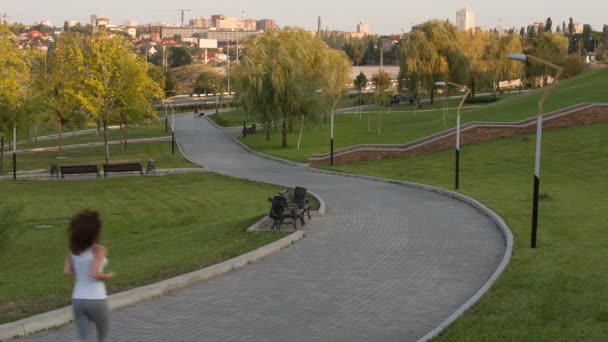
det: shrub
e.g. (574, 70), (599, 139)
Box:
(563, 54), (585, 79)
(212, 115), (230, 127)
(465, 95), (501, 104)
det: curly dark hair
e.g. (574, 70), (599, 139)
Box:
(68, 209), (102, 255)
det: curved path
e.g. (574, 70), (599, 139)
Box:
(25, 116), (505, 341)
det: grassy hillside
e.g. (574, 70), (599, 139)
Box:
(240, 67), (608, 162)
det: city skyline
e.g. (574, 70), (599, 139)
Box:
(2, 1), (606, 34)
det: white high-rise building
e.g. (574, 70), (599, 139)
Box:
(456, 7), (475, 32)
(357, 21), (369, 34)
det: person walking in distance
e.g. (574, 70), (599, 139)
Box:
(64, 209), (114, 342)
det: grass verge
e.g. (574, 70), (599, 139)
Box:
(0, 173), (287, 323)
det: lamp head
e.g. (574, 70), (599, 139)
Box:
(508, 53), (528, 62)
(434, 82), (447, 87)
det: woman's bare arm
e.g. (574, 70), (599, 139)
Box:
(91, 245), (114, 281)
(63, 254), (74, 276)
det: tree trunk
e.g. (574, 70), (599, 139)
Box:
(103, 120), (110, 165)
(34, 124), (38, 144)
(96, 120), (100, 139)
(430, 86), (435, 105)
(471, 78), (477, 98)
(266, 120), (271, 141)
(120, 123), (124, 153)
(0, 137), (4, 175)
(288, 117), (293, 133)
(125, 122), (129, 151)
(282, 113), (287, 148)
(58, 118), (63, 155)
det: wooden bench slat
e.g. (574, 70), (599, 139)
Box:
(103, 163), (143, 177)
(59, 165), (100, 179)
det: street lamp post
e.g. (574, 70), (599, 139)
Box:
(164, 92), (177, 155)
(435, 82), (471, 190)
(507, 53), (563, 248)
(12, 104), (19, 180)
(316, 89), (343, 166)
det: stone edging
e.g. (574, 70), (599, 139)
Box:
(228, 139), (513, 341)
(230, 135), (307, 167)
(0, 231), (304, 342)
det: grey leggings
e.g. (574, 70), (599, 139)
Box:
(72, 298), (109, 342)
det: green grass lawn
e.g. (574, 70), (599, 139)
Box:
(2, 142), (193, 172)
(209, 108), (251, 127)
(241, 67), (608, 163)
(0, 173), (288, 323)
(18, 123), (168, 150)
(329, 122), (608, 341)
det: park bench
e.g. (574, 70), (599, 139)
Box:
(242, 123), (257, 137)
(50, 164), (59, 179)
(146, 159), (156, 176)
(268, 194), (299, 230)
(102, 162), (143, 177)
(59, 164), (100, 179)
(268, 187), (311, 230)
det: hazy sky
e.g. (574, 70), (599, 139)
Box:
(2, 1), (606, 34)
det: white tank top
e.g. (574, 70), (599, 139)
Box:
(71, 247), (108, 299)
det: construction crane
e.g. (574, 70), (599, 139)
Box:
(153, 9), (190, 27)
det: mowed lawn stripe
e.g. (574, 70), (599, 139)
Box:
(0, 173), (286, 323)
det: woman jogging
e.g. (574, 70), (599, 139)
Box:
(64, 209), (114, 342)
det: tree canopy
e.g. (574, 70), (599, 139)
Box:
(235, 28), (351, 147)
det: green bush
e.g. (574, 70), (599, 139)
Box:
(465, 95), (501, 104)
(212, 115), (230, 127)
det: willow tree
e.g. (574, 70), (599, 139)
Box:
(0, 24), (29, 173)
(401, 24), (450, 105)
(235, 28), (350, 147)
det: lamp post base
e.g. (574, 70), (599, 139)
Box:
(330, 138), (334, 166)
(455, 149), (460, 189)
(13, 152), (16, 180)
(531, 175), (540, 248)
(172, 132), (175, 155)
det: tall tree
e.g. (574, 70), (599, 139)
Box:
(0, 24), (29, 173)
(236, 28), (350, 147)
(545, 17), (553, 32)
(76, 30), (160, 163)
(48, 31), (85, 154)
(568, 18), (575, 36)
(113, 53), (163, 151)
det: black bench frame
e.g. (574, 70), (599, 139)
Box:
(50, 164), (60, 179)
(102, 162), (143, 177)
(268, 187), (312, 230)
(60, 165), (100, 179)
(242, 123), (257, 138)
(268, 195), (299, 230)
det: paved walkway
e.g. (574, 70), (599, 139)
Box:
(25, 116), (505, 341)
